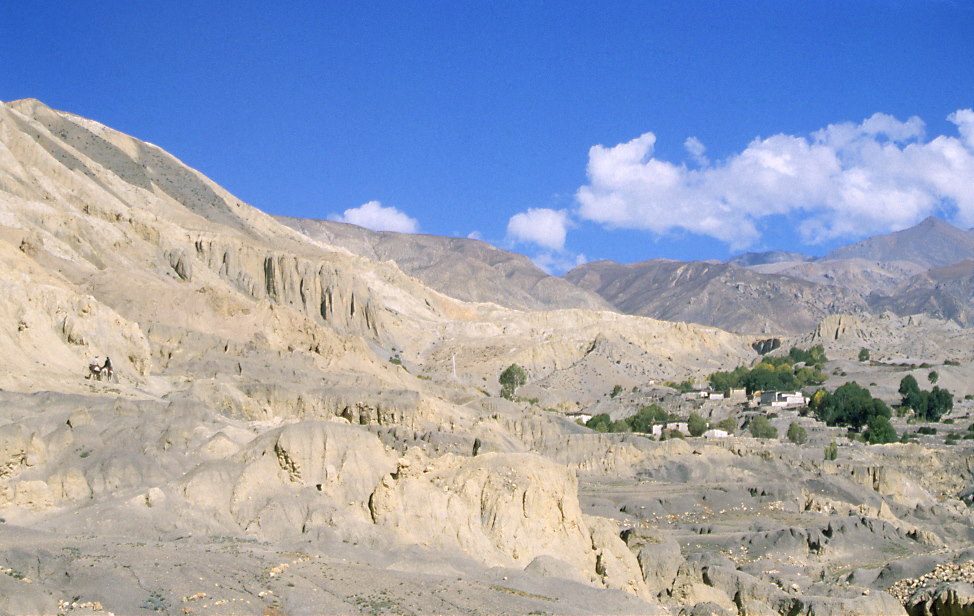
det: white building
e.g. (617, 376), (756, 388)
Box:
(759, 391), (808, 407)
(652, 422), (689, 437)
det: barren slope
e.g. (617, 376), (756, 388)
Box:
(564, 259), (868, 334)
(822, 216), (974, 268)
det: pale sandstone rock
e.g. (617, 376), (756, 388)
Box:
(370, 450), (649, 597)
(13, 479), (53, 509)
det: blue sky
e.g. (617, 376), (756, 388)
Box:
(2, 1), (973, 271)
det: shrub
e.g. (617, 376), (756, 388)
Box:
(786, 422), (808, 445)
(610, 419), (630, 432)
(824, 441), (838, 461)
(749, 416), (778, 439)
(586, 414), (612, 433)
(716, 417), (737, 434)
(859, 348), (870, 362)
(929, 371), (939, 384)
(499, 364), (527, 400)
(610, 384), (624, 398)
(688, 412), (708, 437)
(917, 426), (937, 435)
(665, 380), (695, 393)
(864, 415), (898, 444)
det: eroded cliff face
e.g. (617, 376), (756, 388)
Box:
(192, 236), (383, 339)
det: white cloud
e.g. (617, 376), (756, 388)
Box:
(466, 230), (483, 240)
(531, 251), (587, 275)
(506, 207), (572, 251)
(684, 136), (708, 166)
(576, 109), (974, 248)
(330, 200), (419, 233)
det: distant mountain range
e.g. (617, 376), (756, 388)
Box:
(282, 213), (974, 335)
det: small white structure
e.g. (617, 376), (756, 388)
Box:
(703, 429), (730, 438)
(727, 388), (747, 401)
(759, 391), (808, 407)
(567, 412), (593, 424)
(707, 392), (725, 400)
(652, 422), (689, 437)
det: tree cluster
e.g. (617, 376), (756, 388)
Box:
(586, 404), (673, 434)
(709, 345), (827, 394)
(810, 382), (891, 430)
(898, 375), (952, 422)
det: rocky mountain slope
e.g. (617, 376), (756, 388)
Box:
(822, 216), (974, 268)
(2, 99), (973, 616)
(560, 218), (974, 334)
(563, 259), (869, 334)
(277, 216), (614, 313)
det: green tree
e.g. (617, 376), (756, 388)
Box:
(786, 422), (808, 445)
(928, 370), (939, 384)
(585, 413), (612, 433)
(812, 382), (890, 430)
(900, 375), (953, 421)
(749, 416), (778, 439)
(824, 441), (838, 461)
(924, 386), (953, 421)
(499, 364), (527, 400)
(794, 365), (827, 386)
(899, 375), (921, 409)
(688, 412), (708, 437)
(864, 415), (898, 444)
(788, 345), (827, 368)
(716, 417), (737, 434)
(858, 348), (870, 362)
(610, 419), (630, 432)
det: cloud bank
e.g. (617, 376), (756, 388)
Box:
(330, 201), (419, 233)
(576, 109), (974, 249)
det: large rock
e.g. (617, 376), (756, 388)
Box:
(180, 421), (396, 539)
(369, 449), (651, 599)
(906, 582), (974, 616)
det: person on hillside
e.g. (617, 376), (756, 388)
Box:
(87, 356), (102, 379)
(103, 357), (112, 372)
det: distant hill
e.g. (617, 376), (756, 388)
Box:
(869, 259), (974, 326)
(822, 216), (974, 268)
(747, 258), (925, 296)
(563, 259), (867, 334)
(276, 216), (615, 313)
